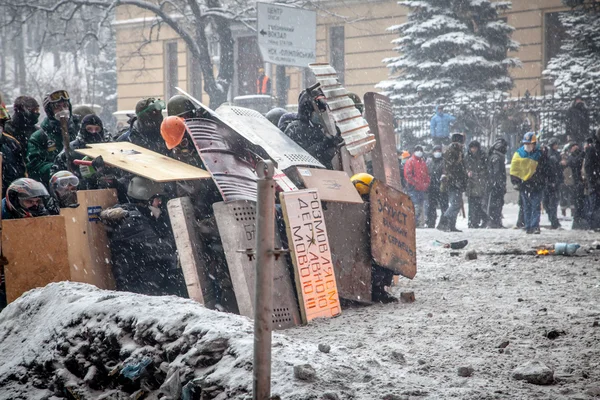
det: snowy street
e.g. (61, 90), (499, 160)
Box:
(1, 205), (599, 400)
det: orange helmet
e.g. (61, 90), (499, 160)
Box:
(160, 116), (187, 149)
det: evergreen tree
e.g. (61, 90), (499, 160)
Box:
(378, 0), (520, 105)
(543, 9), (600, 97)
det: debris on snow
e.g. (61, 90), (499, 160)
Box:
(512, 361), (554, 385)
(318, 344), (331, 354)
(465, 250), (478, 260)
(457, 366), (474, 377)
(293, 364), (316, 381)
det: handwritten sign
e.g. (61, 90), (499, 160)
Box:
(370, 180), (417, 279)
(293, 168), (363, 204)
(280, 189), (341, 322)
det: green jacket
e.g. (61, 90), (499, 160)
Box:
(27, 117), (77, 185)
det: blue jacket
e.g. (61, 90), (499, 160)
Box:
(430, 106), (456, 138)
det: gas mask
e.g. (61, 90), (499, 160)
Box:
(53, 175), (80, 208)
(23, 110), (40, 126)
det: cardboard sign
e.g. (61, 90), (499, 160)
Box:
(370, 180), (417, 279)
(76, 142), (212, 182)
(292, 168), (363, 204)
(280, 189), (341, 322)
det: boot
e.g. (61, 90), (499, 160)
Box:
(372, 287), (399, 304)
(436, 215), (450, 231)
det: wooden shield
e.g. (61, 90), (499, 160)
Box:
(369, 180), (417, 279)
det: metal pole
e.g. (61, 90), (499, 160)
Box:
(253, 160), (275, 400)
(276, 65), (287, 108)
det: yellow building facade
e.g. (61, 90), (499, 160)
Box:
(114, 0), (570, 113)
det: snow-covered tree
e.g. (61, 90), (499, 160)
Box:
(378, 0), (521, 105)
(543, 9), (600, 97)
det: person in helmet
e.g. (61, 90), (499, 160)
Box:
(486, 138), (508, 228)
(265, 107), (287, 127)
(167, 95), (197, 119)
(0, 106), (27, 197)
(118, 97), (168, 155)
(100, 176), (186, 296)
(542, 137), (563, 229)
(46, 171), (80, 215)
(3, 96), (40, 150)
(510, 132), (548, 234)
(71, 105), (96, 133)
(2, 178), (50, 220)
(27, 90), (78, 186)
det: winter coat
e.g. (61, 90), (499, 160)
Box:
(27, 117), (77, 186)
(546, 148), (564, 188)
(487, 148), (507, 194)
(426, 157), (445, 193)
(3, 117), (38, 154)
(567, 149), (585, 186)
(565, 102), (590, 144)
(443, 143), (467, 191)
(1, 132), (27, 197)
(403, 156), (430, 192)
(284, 119), (339, 169)
(465, 148), (488, 198)
(510, 145), (548, 192)
(584, 138), (600, 192)
(118, 118), (169, 156)
(430, 106), (456, 139)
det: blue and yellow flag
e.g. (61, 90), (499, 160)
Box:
(510, 146), (541, 182)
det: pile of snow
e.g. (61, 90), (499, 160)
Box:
(0, 283), (344, 400)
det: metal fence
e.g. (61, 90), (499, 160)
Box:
(393, 91), (600, 151)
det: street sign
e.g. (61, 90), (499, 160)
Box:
(257, 2), (316, 67)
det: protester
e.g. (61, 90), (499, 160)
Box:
(510, 132), (547, 234)
(464, 140), (488, 228)
(487, 138), (508, 228)
(100, 176), (186, 297)
(118, 97), (168, 155)
(27, 90), (78, 186)
(398, 150), (410, 190)
(437, 133), (467, 232)
(566, 142), (587, 230)
(565, 96), (589, 145)
(0, 107), (27, 197)
(584, 129), (600, 231)
(167, 95), (197, 120)
(72, 105), (96, 133)
(265, 107), (287, 127)
(403, 145), (430, 227)
(4, 96), (40, 150)
(425, 145), (448, 229)
(2, 178), (50, 220)
(543, 138), (563, 229)
(256, 67), (272, 95)
(47, 171), (80, 215)
(430, 105), (456, 146)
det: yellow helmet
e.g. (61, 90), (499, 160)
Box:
(351, 173), (374, 196)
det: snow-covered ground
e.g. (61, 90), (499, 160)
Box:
(0, 203), (599, 399)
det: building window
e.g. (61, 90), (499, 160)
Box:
(165, 41), (179, 100)
(329, 26), (345, 84)
(544, 12), (568, 69)
(188, 49), (202, 102)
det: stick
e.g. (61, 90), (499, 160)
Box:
(59, 114), (73, 173)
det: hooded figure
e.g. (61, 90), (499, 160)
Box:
(584, 129), (600, 231)
(487, 138), (507, 228)
(430, 105), (456, 145)
(265, 107), (287, 127)
(437, 133), (467, 232)
(27, 90), (78, 186)
(284, 90), (340, 169)
(464, 140), (488, 228)
(542, 137), (563, 229)
(4, 96), (40, 150)
(118, 98), (168, 156)
(0, 106), (27, 198)
(566, 142), (586, 230)
(565, 97), (589, 144)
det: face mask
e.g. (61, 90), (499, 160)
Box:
(414, 151), (423, 158)
(148, 205), (162, 219)
(433, 151), (442, 159)
(24, 111), (40, 125)
(310, 112), (321, 126)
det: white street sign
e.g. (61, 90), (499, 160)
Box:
(257, 2), (316, 68)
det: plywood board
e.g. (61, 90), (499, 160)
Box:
(3, 216), (70, 303)
(280, 189), (341, 323)
(75, 142), (211, 182)
(292, 168), (363, 204)
(60, 189), (117, 290)
(370, 180), (417, 279)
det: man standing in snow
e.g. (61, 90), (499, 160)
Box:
(404, 145), (430, 227)
(430, 105), (456, 146)
(437, 133), (467, 232)
(464, 140), (488, 228)
(425, 145), (447, 228)
(543, 138), (563, 229)
(585, 129), (600, 231)
(487, 138), (507, 228)
(565, 96), (589, 146)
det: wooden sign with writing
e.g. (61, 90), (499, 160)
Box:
(293, 168), (363, 204)
(280, 189), (342, 322)
(370, 180), (417, 279)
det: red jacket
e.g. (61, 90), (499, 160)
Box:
(404, 156), (430, 192)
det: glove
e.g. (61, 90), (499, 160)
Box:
(100, 207), (129, 222)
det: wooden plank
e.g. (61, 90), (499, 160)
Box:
(280, 189), (341, 323)
(75, 142), (212, 182)
(3, 216), (71, 303)
(293, 168), (363, 204)
(61, 189), (117, 290)
(370, 180), (417, 279)
(166, 197), (216, 307)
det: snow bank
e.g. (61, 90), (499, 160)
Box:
(0, 282), (341, 400)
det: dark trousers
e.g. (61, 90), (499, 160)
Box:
(468, 196), (487, 228)
(487, 188), (505, 227)
(426, 189), (448, 227)
(542, 188), (560, 228)
(572, 184), (587, 229)
(589, 191), (600, 230)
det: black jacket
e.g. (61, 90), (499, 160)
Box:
(426, 157), (444, 192)
(284, 120), (339, 169)
(1, 132), (27, 197)
(465, 148), (488, 198)
(443, 143), (467, 191)
(118, 118), (169, 156)
(546, 148), (564, 188)
(567, 149), (585, 186)
(3, 117), (38, 151)
(488, 149), (506, 194)
(585, 138), (600, 192)
(566, 102), (590, 144)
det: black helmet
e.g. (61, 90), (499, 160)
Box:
(5, 178), (50, 218)
(127, 176), (167, 201)
(136, 97), (165, 125)
(347, 92), (364, 114)
(265, 107), (287, 127)
(167, 95), (196, 118)
(43, 90), (72, 119)
(79, 114), (104, 144)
